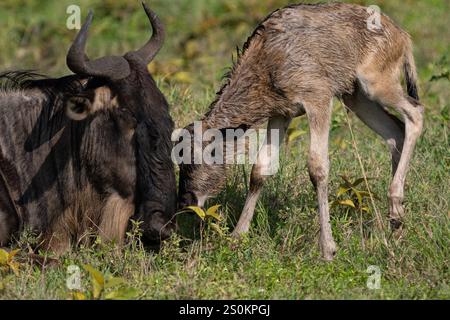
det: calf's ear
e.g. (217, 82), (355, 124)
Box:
(65, 96), (92, 121)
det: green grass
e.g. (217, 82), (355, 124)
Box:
(0, 0), (449, 299)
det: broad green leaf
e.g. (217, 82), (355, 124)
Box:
(337, 199), (356, 208)
(104, 277), (126, 289)
(206, 205), (222, 221)
(71, 291), (87, 300)
(0, 249), (9, 265)
(105, 287), (139, 300)
(339, 175), (353, 188)
(186, 206), (206, 220)
(358, 191), (381, 201)
(337, 187), (351, 197)
(83, 264), (105, 299)
(352, 188), (363, 206)
(0, 249), (21, 274)
(352, 177), (374, 187)
(352, 178), (366, 187)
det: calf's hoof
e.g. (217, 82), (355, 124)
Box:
(389, 218), (403, 230)
(389, 218), (404, 241)
(389, 197), (404, 226)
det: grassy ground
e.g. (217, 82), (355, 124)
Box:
(0, 0), (449, 299)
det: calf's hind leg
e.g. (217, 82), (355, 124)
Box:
(342, 86), (405, 175)
(358, 72), (424, 228)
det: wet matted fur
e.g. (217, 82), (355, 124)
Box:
(178, 2), (424, 261)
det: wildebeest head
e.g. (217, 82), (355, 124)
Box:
(64, 3), (177, 244)
(0, 3), (176, 250)
(65, 3), (165, 120)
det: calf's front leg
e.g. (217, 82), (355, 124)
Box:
(306, 100), (337, 261)
(232, 116), (291, 236)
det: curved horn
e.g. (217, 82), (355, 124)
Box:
(134, 2), (166, 63)
(67, 11), (131, 80)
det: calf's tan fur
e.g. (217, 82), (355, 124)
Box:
(178, 3), (424, 260)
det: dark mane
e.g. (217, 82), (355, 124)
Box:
(206, 7), (284, 114)
(0, 70), (84, 97)
(0, 71), (46, 92)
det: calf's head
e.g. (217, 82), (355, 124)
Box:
(178, 124), (227, 209)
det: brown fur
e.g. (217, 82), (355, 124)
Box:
(179, 3), (424, 261)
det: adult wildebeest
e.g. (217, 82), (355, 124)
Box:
(178, 2), (424, 260)
(0, 3), (176, 253)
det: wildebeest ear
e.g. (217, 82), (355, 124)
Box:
(65, 96), (92, 121)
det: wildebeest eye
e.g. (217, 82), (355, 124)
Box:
(66, 96), (92, 121)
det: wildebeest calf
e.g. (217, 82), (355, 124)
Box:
(178, 2), (424, 261)
(0, 3), (176, 253)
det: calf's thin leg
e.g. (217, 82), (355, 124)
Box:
(358, 73), (424, 228)
(305, 99), (336, 261)
(232, 116), (291, 236)
(385, 95), (423, 228)
(342, 87), (405, 175)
